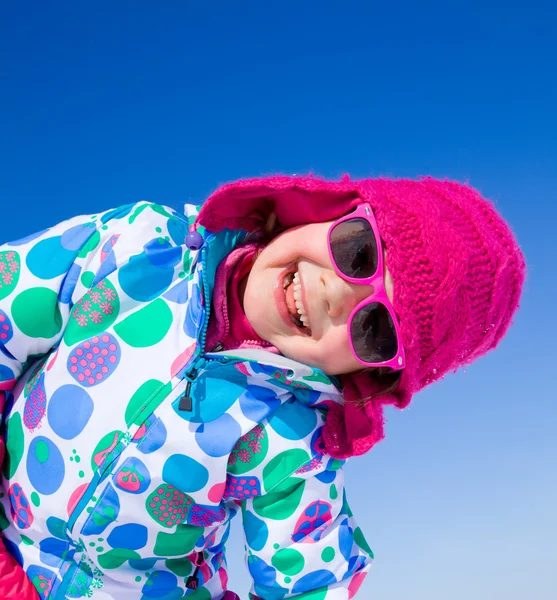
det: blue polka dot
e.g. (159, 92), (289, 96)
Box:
(119, 251), (174, 301)
(167, 217), (188, 247)
(82, 484), (120, 536)
(174, 373), (244, 423)
(91, 252), (117, 287)
(244, 510), (268, 551)
(268, 400), (317, 440)
(315, 470), (336, 484)
(0, 363), (15, 381)
(107, 523), (148, 550)
(100, 203), (134, 223)
(113, 457), (151, 494)
(162, 454), (209, 493)
(60, 223), (96, 251)
(26, 236), (78, 279)
(195, 413), (241, 457)
(27, 437), (65, 495)
(129, 557), (157, 571)
(338, 517), (354, 562)
(292, 570), (337, 594)
(163, 278), (190, 304)
(39, 537), (74, 567)
(59, 263), (82, 304)
(144, 238), (182, 269)
(26, 565), (56, 590)
(248, 555), (276, 588)
(239, 385), (281, 423)
(3, 538), (23, 566)
(137, 417), (167, 454)
(48, 385), (93, 439)
(141, 570), (179, 598)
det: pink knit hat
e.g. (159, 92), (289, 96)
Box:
(196, 175), (526, 458)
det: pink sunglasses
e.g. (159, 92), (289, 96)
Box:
(327, 203), (406, 371)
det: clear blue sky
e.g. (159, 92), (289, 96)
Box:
(1, 1), (556, 598)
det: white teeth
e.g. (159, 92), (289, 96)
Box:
(290, 271), (309, 324)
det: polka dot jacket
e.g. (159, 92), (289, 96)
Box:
(0, 202), (372, 599)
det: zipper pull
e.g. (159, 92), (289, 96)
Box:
(178, 368), (197, 412)
(186, 551), (205, 589)
(210, 342), (224, 352)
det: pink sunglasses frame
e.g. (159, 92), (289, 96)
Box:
(327, 203), (406, 371)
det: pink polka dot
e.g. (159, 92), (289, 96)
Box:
(97, 357), (104, 364)
(102, 335), (110, 343)
(109, 355), (117, 363)
(240, 479), (247, 484)
(86, 352), (93, 360)
(90, 362), (96, 369)
(153, 496), (160, 502)
(0, 315), (5, 322)
(76, 348), (83, 356)
(96, 373), (103, 380)
(88, 377), (95, 385)
(84, 342), (91, 349)
(2, 324), (8, 330)
(71, 356), (78, 364)
(92, 336), (100, 343)
(0, 334), (6, 340)
(92, 346), (100, 354)
(84, 369), (91, 376)
(250, 479), (256, 486)
(109, 343), (116, 352)
(101, 366), (109, 374)
(166, 521), (172, 526)
(80, 359), (87, 367)
(70, 366), (78, 373)
(162, 499), (167, 505)
(101, 349), (108, 356)
(78, 374), (85, 382)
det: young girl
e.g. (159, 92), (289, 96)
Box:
(0, 175), (525, 600)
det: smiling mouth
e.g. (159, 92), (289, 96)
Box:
(283, 269), (312, 335)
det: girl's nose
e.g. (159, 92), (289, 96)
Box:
(321, 271), (373, 319)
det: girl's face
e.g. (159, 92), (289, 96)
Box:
(242, 221), (395, 375)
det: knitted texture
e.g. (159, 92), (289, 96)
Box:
(197, 175), (526, 458)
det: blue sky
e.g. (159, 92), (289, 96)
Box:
(1, 1), (556, 598)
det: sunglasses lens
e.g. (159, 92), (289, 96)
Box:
(350, 302), (398, 364)
(330, 218), (378, 279)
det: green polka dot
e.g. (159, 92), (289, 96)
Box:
(11, 288), (63, 338)
(329, 484), (338, 500)
(89, 542), (95, 547)
(294, 587), (328, 600)
(80, 271), (95, 287)
(35, 439), (50, 463)
(135, 576), (142, 582)
(0, 251), (21, 300)
(165, 557), (192, 577)
(186, 587), (211, 600)
(102, 225), (108, 230)
(321, 547), (335, 562)
(98, 548), (141, 569)
(178, 272), (185, 278)
(30, 492), (40, 507)
(273, 543), (280, 550)
(262, 449), (311, 492)
(75, 456), (81, 463)
(125, 379), (167, 427)
(284, 576), (291, 583)
(329, 459), (344, 471)
(154, 524), (202, 556)
(155, 227), (162, 233)
(272, 548), (305, 576)
(253, 477), (305, 521)
(113, 299), (173, 348)
(354, 526), (374, 558)
(3, 412), (24, 479)
(78, 470), (85, 478)
(97, 546), (104, 552)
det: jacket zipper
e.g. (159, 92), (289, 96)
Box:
(186, 551), (205, 590)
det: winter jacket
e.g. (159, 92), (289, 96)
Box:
(0, 201), (372, 599)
